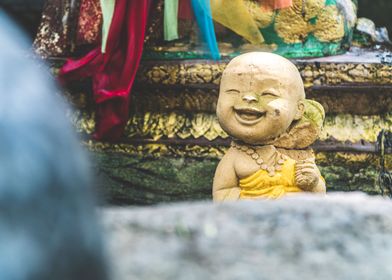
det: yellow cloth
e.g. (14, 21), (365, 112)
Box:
(210, 0), (264, 44)
(239, 158), (303, 199)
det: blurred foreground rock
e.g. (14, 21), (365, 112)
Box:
(103, 193), (392, 280)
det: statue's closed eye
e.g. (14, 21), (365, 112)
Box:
(260, 92), (279, 97)
(225, 89), (240, 94)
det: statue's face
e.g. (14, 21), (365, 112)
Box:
(217, 58), (304, 145)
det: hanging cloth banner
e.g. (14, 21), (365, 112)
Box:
(164, 0), (180, 41)
(59, 0), (151, 141)
(179, 0), (193, 19)
(100, 0), (115, 53)
(190, 0), (220, 60)
(259, 0), (293, 10)
(211, 0), (264, 45)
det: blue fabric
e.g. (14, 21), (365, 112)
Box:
(190, 0), (221, 60)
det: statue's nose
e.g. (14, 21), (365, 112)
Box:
(242, 95), (258, 103)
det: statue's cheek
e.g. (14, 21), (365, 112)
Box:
(266, 99), (291, 117)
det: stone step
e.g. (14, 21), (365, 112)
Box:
(102, 193), (392, 279)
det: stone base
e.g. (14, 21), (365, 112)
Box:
(102, 193), (392, 280)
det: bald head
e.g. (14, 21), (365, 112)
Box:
(217, 52), (307, 144)
(222, 52), (305, 101)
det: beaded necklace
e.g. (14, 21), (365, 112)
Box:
(231, 141), (288, 177)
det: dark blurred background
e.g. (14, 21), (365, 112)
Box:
(358, 0), (392, 35)
(0, 0), (391, 42)
(0, 0), (45, 39)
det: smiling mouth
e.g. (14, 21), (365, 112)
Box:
(234, 107), (266, 124)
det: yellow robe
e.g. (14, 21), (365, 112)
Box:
(239, 158), (303, 199)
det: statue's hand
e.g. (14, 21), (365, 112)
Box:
(295, 159), (320, 191)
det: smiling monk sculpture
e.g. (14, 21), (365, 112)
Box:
(213, 52), (326, 201)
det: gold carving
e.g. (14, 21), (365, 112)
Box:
(321, 113), (392, 143)
(275, 5), (312, 44)
(64, 84), (391, 116)
(275, 0), (345, 44)
(72, 110), (392, 144)
(58, 61), (392, 98)
(314, 5), (345, 42)
(136, 62), (392, 88)
(292, 0), (325, 20)
(139, 63), (227, 86)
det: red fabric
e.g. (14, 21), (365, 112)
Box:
(59, 0), (150, 141)
(178, 0), (193, 20)
(260, 0), (292, 10)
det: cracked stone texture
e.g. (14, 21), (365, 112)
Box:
(102, 193), (392, 280)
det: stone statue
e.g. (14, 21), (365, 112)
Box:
(213, 52), (326, 201)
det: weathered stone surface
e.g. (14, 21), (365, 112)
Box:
(93, 152), (215, 205)
(93, 151), (386, 204)
(102, 193), (392, 280)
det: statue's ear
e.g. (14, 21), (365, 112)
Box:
(294, 100), (305, 120)
(273, 99), (325, 149)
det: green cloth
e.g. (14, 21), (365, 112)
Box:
(100, 0), (115, 53)
(164, 0), (179, 41)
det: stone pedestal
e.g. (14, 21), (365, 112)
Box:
(102, 193), (392, 279)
